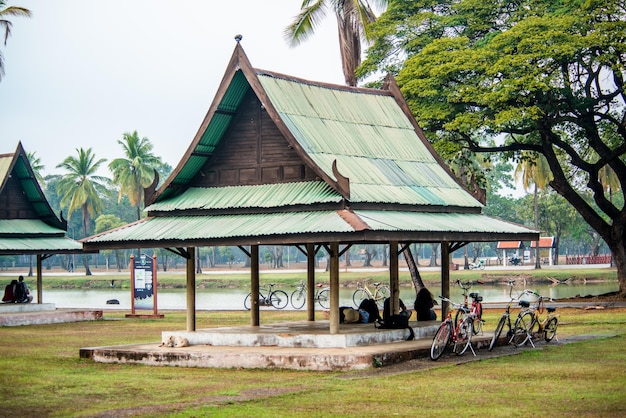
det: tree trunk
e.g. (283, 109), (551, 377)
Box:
(403, 246), (425, 296)
(429, 244), (439, 267)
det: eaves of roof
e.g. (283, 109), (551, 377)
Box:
(83, 210), (538, 250)
(146, 181), (343, 212)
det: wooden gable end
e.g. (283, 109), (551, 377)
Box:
(0, 173), (39, 220)
(190, 89), (318, 187)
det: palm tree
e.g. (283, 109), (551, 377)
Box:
(599, 164), (620, 203)
(284, 0), (387, 87)
(515, 152), (553, 268)
(56, 148), (108, 275)
(0, 0), (31, 82)
(108, 131), (162, 221)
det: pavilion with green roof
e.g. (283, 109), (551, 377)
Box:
(0, 142), (84, 304)
(83, 43), (538, 334)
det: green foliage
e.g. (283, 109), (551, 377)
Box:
(364, 0), (626, 291)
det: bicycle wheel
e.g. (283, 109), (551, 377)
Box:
(374, 286), (390, 308)
(544, 317), (558, 342)
(473, 303), (484, 335)
(243, 293), (252, 310)
(452, 316), (473, 355)
(352, 289), (368, 307)
(430, 321), (452, 361)
(290, 289), (306, 309)
(270, 290), (289, 309)
(317, 288), (330, 309)
(489, 315), (507, 351)
(512, 311), (533, 347)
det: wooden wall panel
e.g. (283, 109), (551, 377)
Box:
(191, 90), (318, 188)
(0, 175), (37, 219)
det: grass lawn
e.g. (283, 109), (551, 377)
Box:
(1, 307), (625, 417)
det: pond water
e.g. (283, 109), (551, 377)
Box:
(37, 281), (618, 310)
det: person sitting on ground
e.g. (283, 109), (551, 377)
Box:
(2, 280), (17, 303)
(414, 287), (437, 321)
(14, 275), (33, 303)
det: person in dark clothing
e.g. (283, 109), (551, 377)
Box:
(2, 280), (18, 303)
(14, 275), (33, 303)
(414, 287), (437, 321)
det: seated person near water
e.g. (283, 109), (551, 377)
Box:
(414, 287), (437, 321)
(2, 279), (18, 303)
(14, 276), (33, 303)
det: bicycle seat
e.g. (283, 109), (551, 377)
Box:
(547, 306), (556, 313)
(474, 295), (483, 302)
(469, 292), (478, 299)
(519, 300), (530, 308)
(373, 282), (381, 286)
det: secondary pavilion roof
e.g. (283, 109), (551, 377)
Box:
(0, 142), (82, 255)
(83, 43), (537, 251)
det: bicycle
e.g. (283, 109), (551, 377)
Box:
(488, 280), (521, 351)
(243, 283), (289, 310)
(430, 296), (475, 361)
(511, 291), (558, 348)
(455, 279), (484, 335)
(352, 279), (390, 308)
(290, 281), (330, 309)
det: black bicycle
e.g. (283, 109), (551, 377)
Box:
(243, 283), (289, 310)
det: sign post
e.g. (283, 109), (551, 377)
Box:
(126, 254), (164, 318)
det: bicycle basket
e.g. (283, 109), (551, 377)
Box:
(519, 290), (540, 305)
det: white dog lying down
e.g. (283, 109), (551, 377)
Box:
(159, 335), (189, 348)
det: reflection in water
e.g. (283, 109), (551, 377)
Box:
(38, 281), (618, 310)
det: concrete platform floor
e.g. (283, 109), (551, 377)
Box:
(0, 303), (103, 326)
(80, 321), (495, 371)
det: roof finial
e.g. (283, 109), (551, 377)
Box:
(234, 34), (242, 43)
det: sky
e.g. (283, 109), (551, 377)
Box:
(0, 0), (525, 197)
(0, 0), (346, 177)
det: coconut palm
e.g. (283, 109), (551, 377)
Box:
(515, 152), (553, 268)
(108, 131), (162, 221)
(26, 151), (44, 186)
(284, 0), (387, 87)
(0, 0), (31, 81)
(56, 148), (109, 275)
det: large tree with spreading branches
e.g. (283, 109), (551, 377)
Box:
(361, 0), (626, 296)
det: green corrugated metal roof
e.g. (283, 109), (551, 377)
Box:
(0, 155), (11, 184)
(0, 236), (83, 253)
(0, 219), (64, 235)
(258, 75), (481, 208)
(353, 211), (534, 234)
(147, 181), (342, 212)
(89, 211), (355, 243)
(87, 209), (536, 246)
(161, 71), (251, 200)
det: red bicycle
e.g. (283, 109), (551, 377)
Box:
(455, 279), (484, 335)
(430, 296), (475, 360)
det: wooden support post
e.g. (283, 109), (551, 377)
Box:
(36, 254), (43, 304)
(441, 242), (450, 319)
(390, 241), (399, 314)
(329, 242), (339, 334)
(306, 243), (315, 322)
(251, 245), (260, 327)
(186, 247), (196, 332)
